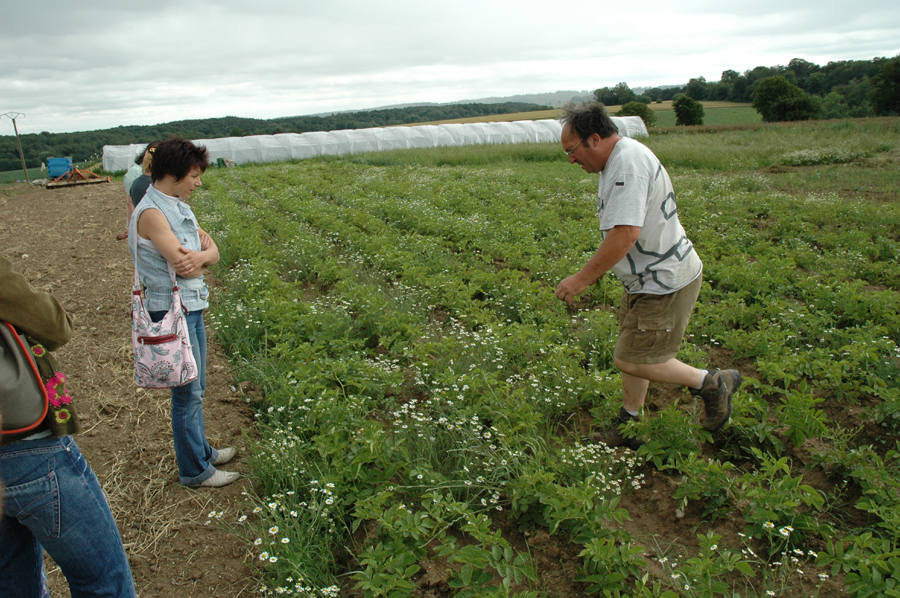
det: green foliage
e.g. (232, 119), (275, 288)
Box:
(739, 449), (829, 552)
(672, 94), (705, 126)
(819, 534), (900, 598)
(752, 76), (821, 122)
(667, 453), (737, 521)
(190, 118), (900, 597)
(870, 55), (900, 116)
(594, 82), (636, 106)
(578, 531), (647, 595)
(616, 101), (658, 126)
(634, 404), (704, 468)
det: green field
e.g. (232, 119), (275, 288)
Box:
(0, 166), (42, 185)
(192, 119), (900, 597)
(653, 105), (762, 127)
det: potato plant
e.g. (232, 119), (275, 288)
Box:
(196, 120), (900, 597)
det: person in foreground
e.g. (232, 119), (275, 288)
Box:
(554, 102), (741, 448)
(129, 137), (239, 487)
(0, 256), (136, 598)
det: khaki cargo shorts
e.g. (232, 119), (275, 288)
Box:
(613, 273), (702, 365)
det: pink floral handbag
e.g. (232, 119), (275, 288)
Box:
(131, 264), (198, 388)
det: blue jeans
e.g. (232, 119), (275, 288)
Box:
(148, 309), (219, 486)
(0, 435), (136, 598)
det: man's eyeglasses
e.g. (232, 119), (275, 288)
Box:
(564, 138), (584, 156)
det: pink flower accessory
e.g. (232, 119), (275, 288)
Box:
(31, 344), (46, 357)
(46, 372), (72, 407)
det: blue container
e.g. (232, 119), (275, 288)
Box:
(47, 157), (73, 179)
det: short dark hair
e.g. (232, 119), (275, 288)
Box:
(561, 101), (618, 141)
(150, 137), (210, 182)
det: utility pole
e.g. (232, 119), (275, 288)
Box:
(2, 112), (29, 183)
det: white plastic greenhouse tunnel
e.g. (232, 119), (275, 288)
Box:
(101, 117), (648, 172)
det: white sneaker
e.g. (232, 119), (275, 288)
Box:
(197, 469), (239, 487)
(213, 447), (237, 465)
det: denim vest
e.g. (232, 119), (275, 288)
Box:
(129, 185), (210, 312)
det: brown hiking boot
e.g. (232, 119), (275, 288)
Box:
(592, 407), (643, 450)
(692, 369), (742, 431)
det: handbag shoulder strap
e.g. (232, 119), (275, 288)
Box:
(131, 202), (178, 292)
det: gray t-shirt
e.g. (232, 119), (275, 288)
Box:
(597, 137), (702, 294)
(129, 175), (152, 207)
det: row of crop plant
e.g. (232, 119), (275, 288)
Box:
(194, 121), (899, 598)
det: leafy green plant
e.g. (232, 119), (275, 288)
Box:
(577, 530), (646, 595)
(739, 449), (829, 552)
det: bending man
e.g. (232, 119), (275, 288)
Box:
(555, 102), (741, 448)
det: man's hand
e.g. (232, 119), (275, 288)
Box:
(555, 273), (592, 303)
(554, 225), (641, 303)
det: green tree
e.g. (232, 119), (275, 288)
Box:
(752, 75), (821, 122)
(685, 77), (708, 100)
(593, 82), (636, 106)
(787, 57), (820, 91)
(870, 55), (900, 116)
(672, 94), (704, 126)
(833, 78), (873, 116)
(821, 92), (849, 119)
(616, 101), (658, 126)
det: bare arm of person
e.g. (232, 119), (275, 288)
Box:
(196, 228), (220, 266)
(136, 209), (214, 278)
(555, 225), (641, 303)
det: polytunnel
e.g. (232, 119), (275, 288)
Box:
(102, 117), (648, 172)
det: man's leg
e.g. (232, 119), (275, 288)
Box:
(616, 357), (704, 398)
(620, 371), (650, 413)
(616, 356), (739, 430)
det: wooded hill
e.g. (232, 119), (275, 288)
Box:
(0, 102), (549, 172)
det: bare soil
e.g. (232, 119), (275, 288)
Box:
(0, 182), (257, 598)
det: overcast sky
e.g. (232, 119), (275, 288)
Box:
(1, 0), (898, 134)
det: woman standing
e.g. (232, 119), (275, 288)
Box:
(129, 137), (238, 488)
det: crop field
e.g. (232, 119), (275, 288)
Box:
(194, 119), (900, 598)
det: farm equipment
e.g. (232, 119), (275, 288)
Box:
(45, 157), (111, 189)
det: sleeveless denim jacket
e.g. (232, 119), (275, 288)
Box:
(129, 185), (210, 312)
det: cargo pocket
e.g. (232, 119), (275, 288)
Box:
(632, 316), (675, 352)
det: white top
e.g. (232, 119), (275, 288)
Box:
(123, 163), (143, 196)
(597, 137), (702, 294)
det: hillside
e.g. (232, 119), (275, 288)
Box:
(0, 102), (549, 172)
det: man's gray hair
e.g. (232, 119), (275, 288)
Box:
(561, 101), (618, 141)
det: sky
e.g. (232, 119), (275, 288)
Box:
(2, 0), (899, 135)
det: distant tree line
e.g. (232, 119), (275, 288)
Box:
(0, 102), (548, 172)
(594, 54), (900, 125)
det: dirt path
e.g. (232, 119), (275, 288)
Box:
(1, 182), (256, 598)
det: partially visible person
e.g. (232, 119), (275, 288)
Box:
(128, 141), (161, 210)
(130, 137), (238, 488)
(0, 255), (136, 598)
(117, 145), (149, 241)
(554, 102), (742, 448)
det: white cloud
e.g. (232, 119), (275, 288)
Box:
(1, 0), (898, 133)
